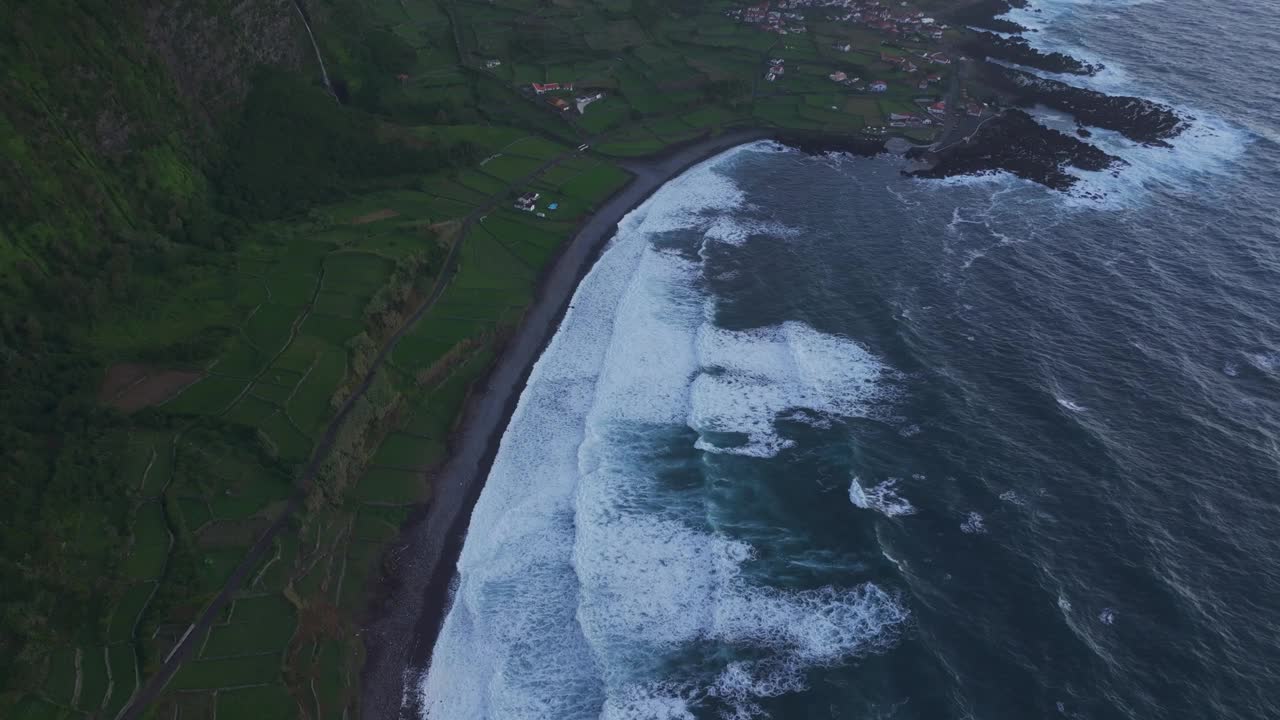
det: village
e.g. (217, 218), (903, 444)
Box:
(440, 0), (997, 149)
(741, 0), (975, 134)
(729, 0), (948, 42)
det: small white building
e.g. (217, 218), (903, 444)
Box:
(514, 191), (540, 212)
(576, 92), (605, 114)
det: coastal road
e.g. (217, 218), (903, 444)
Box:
(359, 128), (772, 720)
(929, 58), (998, 155)
(933, 57), (968, 149)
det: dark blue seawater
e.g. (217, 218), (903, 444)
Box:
(423, 1), (1280, 717)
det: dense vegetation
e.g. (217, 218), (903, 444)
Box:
(2, 0), (976, 715)
(0, 0), (473, 705)
(216, 69), (478, 219)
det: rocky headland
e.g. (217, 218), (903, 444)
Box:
(977, 64), (1187, 146)
(908, 109), (1122, 191)
(962, 31), (1103, 75)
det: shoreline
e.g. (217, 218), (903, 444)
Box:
(356, 60), (1183, 708)
(358, 127), (775, 720)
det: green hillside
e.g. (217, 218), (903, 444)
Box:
(1, 0), (966, 715)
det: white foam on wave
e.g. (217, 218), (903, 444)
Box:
(994, 0), (1250, 207)
(960, 512), (988, 534)
(1023, 105), (1248, 208)
(1055, 396), (1086, 412)
(1247, 351), (1278, 373)
(1001, 0), (1166, 51)
(913, 170), (1025, 190)
(424, 141), (907, 720)
(703, 215), (801, 246)
(999, 490), (1028, 506)
(422, 146), (748, 720)
(691, 323), (894, 457)
(601, 684), (697, 720)
(597, 582), (907, 719)
(849, 476), (917, 517)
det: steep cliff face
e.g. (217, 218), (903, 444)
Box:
(142, 0), (307, 127)
(0, 0), (317, 689)
(0, 0), (309, 304)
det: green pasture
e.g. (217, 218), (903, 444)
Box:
(42, 648), (76, 707)
(201, 595), (296, 659)
(76, 647), (107, 713)
(171, 652), (282, 690)
(217, 684), (297, 719)
(480, 153), (545, 182)
(108, 583), (155, 644)
(125, 502), (169, 580)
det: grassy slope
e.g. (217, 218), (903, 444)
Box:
(2, 0), (962, 715)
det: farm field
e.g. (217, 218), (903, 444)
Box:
(5, 0), (972, 714)
(19, 111), (615, 716)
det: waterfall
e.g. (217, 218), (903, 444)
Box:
(291, 0), (336, 100)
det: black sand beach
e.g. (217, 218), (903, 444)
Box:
(358, 128), (775, 720)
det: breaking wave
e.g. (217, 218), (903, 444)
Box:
(422, 143), (907, 719)
(848, 477), (917, 517)
(998, 0), (1249, 205)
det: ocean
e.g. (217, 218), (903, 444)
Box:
(420, 0), (1280, 717)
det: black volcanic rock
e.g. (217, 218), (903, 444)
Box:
(963, 32), (1101, 75)
(908, 109), (1122, 190)
(775, 132), (885, 158)
(947, 0), (1031, 33)
(979, 65), (1186, 145)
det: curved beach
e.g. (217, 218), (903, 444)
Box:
(359, 128), (771, 720)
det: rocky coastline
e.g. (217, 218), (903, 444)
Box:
(895, 0), (1188, 190)
(962, 31), (1102, 75)
(978, 64), (1186, 146)
(948, 0), (1031, 33)
(908, 109), (1122, 191)
(774, 131), (887, 158)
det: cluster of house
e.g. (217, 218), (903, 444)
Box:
(878, 51), (946, 89)
(887, 111), (935, 128)
(575, 91), (605, 114)
(728, 2), (807, 34)
(826, 70), (889, 93)
(730, 0), (948, 42)
(531, 82), (575, 95)
(902, 98), (986, 124)
(513, 192), (562, 217)
(883, 98), (955, 127)
(853, 6), (946, 42)
(764, 58), (786, 82)
(827, 70), (859, 88)
(514, 191), (540, 212)
(527, 82), (607, 115)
